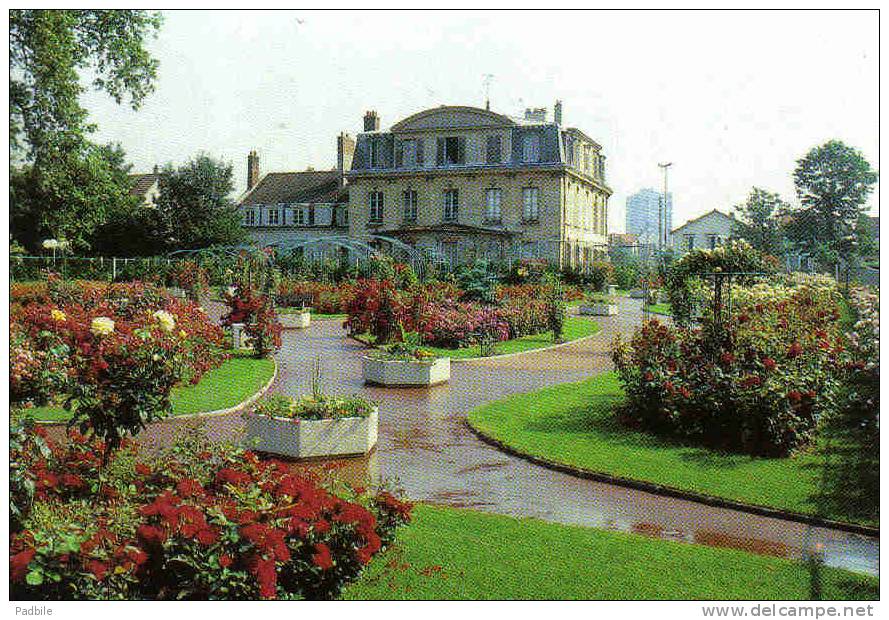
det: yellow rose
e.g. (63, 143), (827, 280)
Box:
(179, 329), (188, 339)
(90, 317), (115, 336)
(50, 309), (67, 322)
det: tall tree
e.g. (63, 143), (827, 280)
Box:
(155, 154), (246, 251)
(787, 140), (878, 268)
(9, 10), (162, 250)
(731, 187), (787, 257)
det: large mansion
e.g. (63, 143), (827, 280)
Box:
(239, 102), (612, 268)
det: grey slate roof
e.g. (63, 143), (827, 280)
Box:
(239, 170), (346, 206)
(128, 173), (160, 198)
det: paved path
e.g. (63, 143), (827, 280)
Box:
(147, 297), (879, 576)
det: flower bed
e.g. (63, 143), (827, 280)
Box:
(276, 280), (348, 315)
(10, 422), (410, 600)
(244, 394), (378, 459)
(612, 280), (845, 456)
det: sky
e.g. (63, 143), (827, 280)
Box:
(80, 9), (879, 232)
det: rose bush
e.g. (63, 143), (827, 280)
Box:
(415, 300), (509, 349)
(221, 285), (282, 358)
(612, 281), (845, 456)
(10, 427), (411, 600)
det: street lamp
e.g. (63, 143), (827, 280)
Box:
(658, 162), (672, 250)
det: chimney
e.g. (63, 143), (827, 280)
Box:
(363, 110), (380, 132)
(524, 107), (547, 123)
(554, 100), (562, 125)
(337, 132), (356, 188)
(247, 150), (260, 191)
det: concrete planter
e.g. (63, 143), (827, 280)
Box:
(362, 356), (450, 387)
(606, 284), (618, 296)
(580, 303), (618, 316)
(279, 311), (311, 330)
(168, 287), (187, 299)
(244, 408), (378, 459)
(231, 322), (251, 349)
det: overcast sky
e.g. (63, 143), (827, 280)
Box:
(81, 9), (879, 231)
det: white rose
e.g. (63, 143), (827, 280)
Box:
(90, 317), (115, 336)
(153, 310), (176, 333)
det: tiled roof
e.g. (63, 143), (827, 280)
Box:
(239, 170), (344, 206)
(128, 173), (160, 197)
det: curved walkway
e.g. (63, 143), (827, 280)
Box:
(143, 298), (878, 576)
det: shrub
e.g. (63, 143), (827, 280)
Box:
(342, 278), (411, 344)
(561, 261), (614, 291)
(276, 280), (347, 314)
(416, 300), (509, 349)
(221, 285), (282, 357)
(169, 260), (210, 301)
(455, 260), (499, 303)
(10, 426), (411, 600)
(612, 281), (845, 456)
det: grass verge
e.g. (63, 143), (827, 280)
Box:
(342, 505), (877, 600)
(645, 302), (672, 316)
(28, 352), (276, 422)
(467, 372), (872, 527)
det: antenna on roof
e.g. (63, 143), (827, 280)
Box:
(482, 74), (495, 111)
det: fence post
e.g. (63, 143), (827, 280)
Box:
(112, 257), (117, 281)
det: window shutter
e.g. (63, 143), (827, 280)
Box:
(436, 138), (445, 165)
(457, 137), (466, 164)
(395, 140), (403, 168)
(416, 139), (424, 165)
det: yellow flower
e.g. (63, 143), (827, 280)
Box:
(90, 317), (115, 336)
(179, 329), (188, 339)
(153, 310), (176, 333)
(50, 309), (67, 322)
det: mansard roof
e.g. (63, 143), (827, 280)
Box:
(390, 106), (517, 132)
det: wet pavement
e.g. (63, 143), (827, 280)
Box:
(139, 298), (879, 576)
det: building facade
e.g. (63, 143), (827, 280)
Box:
(671, 209), (736, 255)
(128, 172), (161, 208)
(346, 104), (612, 268)
(237, 134), (354, 247)
(625, 188), (672, 247)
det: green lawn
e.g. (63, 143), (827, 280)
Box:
(28, 353), (275, 422)
(467, 372), (871, 526)
(645, 302), (672, 316)
(343, 505), (877, 600)
(357, 317), (600, 360)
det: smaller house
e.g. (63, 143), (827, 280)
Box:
(128, 172), (161, 208)
(671, 209), (736, 254)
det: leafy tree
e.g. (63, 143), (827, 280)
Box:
(155, 154), (246, 251)
(10, 9), (162, 159)
(11, 142), (141, 252)
(731, 187), (787, 257)
(786, 140), (878, 268)
(9, 10), (161, 250)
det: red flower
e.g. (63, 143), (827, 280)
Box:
(195, 528), (219, 546)
(787, 342), (803, 359)
(216, 467), (252, 487)
(312, 543), (334, 570)
(762, 357), (776, 371)
(643, 371), (654, 382)
(135, 463), (152, 476)
(788, 390), (802, 403)
(313, 519), (330, 534)
(87, 559), (109, 581)
(61, 473), (84, 488)
(250, 557), (277, 599)
(720, 352), (736, 365)
(10, 548), (36, 582)
(136, 524), (167, 545)
(219, 554), (234, 568)
(176, 478), (204, 498)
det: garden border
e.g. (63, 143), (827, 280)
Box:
(34, 359), (278, 426)
(465, 416), (879, 538)
(346, 323), (602, 364)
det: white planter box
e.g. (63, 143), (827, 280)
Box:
(280, 311), (311, 329)
(362, 356), (450, 387)
(580, 303), (618, 316)
(244, 408), (378, 459)
(168, 287), (187, 299)
(606, 284), (618, 296)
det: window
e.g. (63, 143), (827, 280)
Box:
(399, 139), (418, 167)
(336, 206), (349, 227)
(368, 191), (384, 223)
(244, 210), (256, 226)
(267, 208), (279, 225)
(708, 235), (719, 249)
(486, 135), (502, 164)
(522, 134), (541, 163)
(443, 189), (459, 221)
(522, 187), (540, 221)
(295, 207), (306, 226)
(685, 235), (695, 251)
(403, 190), (418, 222)
(437, 136), (465, 165)
(485, 188), (502, 222)
(370, 139), (382, 168)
